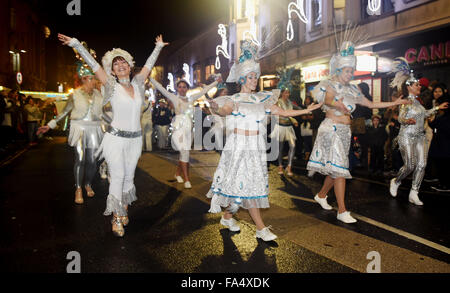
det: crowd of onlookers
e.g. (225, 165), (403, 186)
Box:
(0, 89), (58, 153)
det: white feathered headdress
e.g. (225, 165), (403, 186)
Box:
(389, 57), (417, 92)
(102, 48), (135, 76)
(329, 21), (369, 75)
(227, 25), (286, 84)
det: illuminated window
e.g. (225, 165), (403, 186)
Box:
(205, 64), (215, 81)
(193, 64), (201, 85)
(333, 0), (346, 25)
(361, 0), (394, 19)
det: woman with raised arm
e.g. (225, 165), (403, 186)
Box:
(57, 33), (168, 237)
(37, 43), (103, 205)
(307, 31), (410, 224)
(388, 58), (448, 205)
(207, 39), (322, 242)
(150, 74), (221, 189)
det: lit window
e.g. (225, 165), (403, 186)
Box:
(205, 64), (215, 81)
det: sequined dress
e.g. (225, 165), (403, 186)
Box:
(307, 79), (363, 179)
(207, 90), (280, 212)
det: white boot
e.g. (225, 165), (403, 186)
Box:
(389, 178), (400, 197)
(314, 194), (333, 210)
(184, 181), (192, 189)
(408, 189), (423, 206)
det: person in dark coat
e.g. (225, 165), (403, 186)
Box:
(367, 115), (388, 175)
(428, 95), (450, 192)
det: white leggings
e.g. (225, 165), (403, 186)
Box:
(101, 133), (142, 216)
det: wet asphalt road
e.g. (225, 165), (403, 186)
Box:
(0, 137), (448, 273)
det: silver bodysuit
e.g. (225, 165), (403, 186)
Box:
(48, 88), (104, 188)
(394, 95), (439, 191)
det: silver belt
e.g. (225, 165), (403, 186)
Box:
(107, 125), (142, 138)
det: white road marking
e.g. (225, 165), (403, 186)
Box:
(285, 193), (450, 255)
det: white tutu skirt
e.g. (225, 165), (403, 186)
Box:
(67, 120), (103, 149)
(206, 133), (270, 212)
(307, 118), (352, 179)
(269, 124), (296, 144)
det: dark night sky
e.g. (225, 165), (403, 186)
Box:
(36, 0), (229, 65)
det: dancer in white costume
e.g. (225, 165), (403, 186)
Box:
(37, 42), (103, 205)
(150, 75), (221, 189)
(58, 33), (168, 237)
(204, 84), (229, 151)
(388, 58), (448, 205)
(270, 68), (301, 177)
(307, 25), (410, 223)
(207, 39), (322, 241)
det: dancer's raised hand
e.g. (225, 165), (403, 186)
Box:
(155, 35), (169, 47)
(58, 33), (73, 46)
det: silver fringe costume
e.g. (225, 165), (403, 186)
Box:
(307, 79), (363, 179)
(269, 98), (300, 167)
(69, 37), (164, 217)
(207, 90), (280, 212)
(394, 95), (439, 191)
(47, 88), (104, 188)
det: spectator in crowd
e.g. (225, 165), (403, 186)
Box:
(425, 82), (449, 182)
(428, 99), (450, 192)
(367, 115), (388, 175)
(354, 82), (373, 171)
(308, 91), (325, 147)
(299, 95), (314, 160)
(41, 98), (57, 140)
(141, 93), (153, 152)
(383, 90), (402, 174)
(419, 77), (432, 108)
(24, 96), (42, 146)
(153, 98), (173, 150)
(0, 92), (7, 151)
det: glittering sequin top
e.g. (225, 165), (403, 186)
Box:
(215, 90), (281, 132)
(398, 95), (438, 138)
(311, 79), (363, 116)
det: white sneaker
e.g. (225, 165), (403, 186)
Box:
(255, 226), (277, 241)
(175, 175), (184, 183)
(314, 194), (333, 210)
(184, 181), (192, 189)
(409, 189), (423, 206)
(220, 216), (240, 232)
(390, 178), (400, 197)
(337, 211), (357, 223)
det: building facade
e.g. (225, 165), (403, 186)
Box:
(0, 0), (48, 91)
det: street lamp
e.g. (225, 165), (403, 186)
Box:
(9, 49), (26, 72)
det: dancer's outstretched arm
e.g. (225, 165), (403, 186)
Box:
(58, 33), (108, 85)
(134, 35), (168, 84)
(271, 102), (322, 117)
(150, 78), (179, 108)
(358, 95), (411, 109)
(191, 75), (222, 101)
